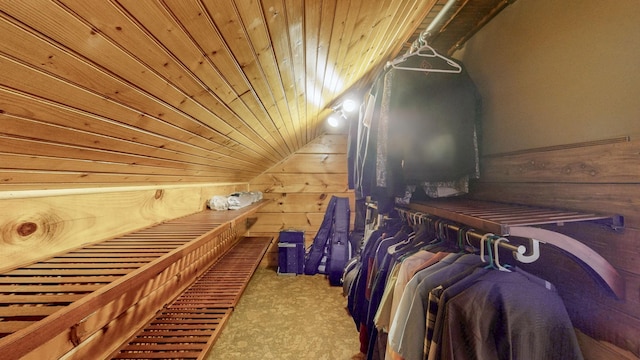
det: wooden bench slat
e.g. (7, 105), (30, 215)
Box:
(121, 343), (205, 351)
(0, 306), (66, 317)
(0, 321), (37, 334)
(0, 294), (84, 304)
(113, 351), (200, 359)
(5, 269), (134, 276)
(110, 237), (272, 359)
(41, 257), (159, 263)
(25, 263), (146, 269)
(0, 276), (120, 284)
(0, 202), (270, 360)
(61, 251), (169, 256)
(127, 336), (210, 344)
(0, 284), (102, 293)
(136, 330), (219, 337)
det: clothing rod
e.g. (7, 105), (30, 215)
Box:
(395, 207), (523, 254)
(437, 220), (521, 253)
(386, 0), (458, 69)
(421, 0), (458, 44)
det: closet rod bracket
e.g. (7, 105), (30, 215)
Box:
(513, 238), (540, 264)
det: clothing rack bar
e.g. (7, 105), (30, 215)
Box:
(394, 200), (625, 299)
(386, 0), (458, 71)
(404, 199), (623, 235)
(422, 0), (458, 44)
(394, 207), (523, 254)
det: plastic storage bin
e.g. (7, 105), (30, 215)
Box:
(277, 230), (305, 275)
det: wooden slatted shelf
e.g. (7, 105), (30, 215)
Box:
(0, 200), (269, 360)
(405, 198), (624, 236)
(112, 236), (272, 360)
(401, 198), (625, 299)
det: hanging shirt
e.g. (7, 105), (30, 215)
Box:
(386, 252), (459, 360)
(440, 268), (583, 360)
(365, 229), (413, 360)
(375, 250), (435, 332)
(354, 75), (384, 200)
(391, 254), (484, 360)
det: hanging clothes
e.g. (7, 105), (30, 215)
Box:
(348, 219), (404, 349)
(385, 55), (481, 187)
(353, 75), (384, 201)
(436, 267), (582, 360)
(387, 253), (483, 360)
(346, 50), (581, 359)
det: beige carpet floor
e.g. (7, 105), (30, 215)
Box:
(206, 267), (364, 360)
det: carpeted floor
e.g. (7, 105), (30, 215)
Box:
(206, 267), (364, 360)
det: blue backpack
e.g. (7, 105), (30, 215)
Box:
(304, 196), (351, 286)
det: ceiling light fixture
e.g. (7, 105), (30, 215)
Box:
(342, 99), (358, 113)
(327, 97), (359, 128)
(327, 114), (342, 128)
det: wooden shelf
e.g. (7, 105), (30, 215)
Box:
(400, 199), (625, 299)
(404, 198), (623, 236)
(0, 200), (270, 359)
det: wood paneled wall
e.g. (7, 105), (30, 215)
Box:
(248, 133), (354, 267)
(0, 0), (439, 188)
(0, 183), (246, 273)
(470, 139), (640, 358)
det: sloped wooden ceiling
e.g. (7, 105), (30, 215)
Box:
(0, 0), (508, 189)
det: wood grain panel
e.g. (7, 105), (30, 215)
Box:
(0, 153), (257, 178)
(201, 0), (295, 152)
(302, 0), (322, 141)
(480, 139), (640, 183)
(0, 8), (268, 164)
(471, 139), (640, 358)
(0, 90), (255, 168)
(471, 182), (640, 228)
(250, 173), (349, 193)
(283, 0), (308, 145)
(0, 135), (258, 179)
(259, 192), (353, 213)
(237, 0), (301, 150)
(0, 184), (245, 272)
(577, 330), (640, 360)
(0, 1), (434, 187)
(268, 153), (348, 174)
(0, 170), (244, 186)
(341, 0), (401, 86)
(0, 115), (253, 174)
(249, 212), (324, 234)
(0, 56), (259, 165)
(249, 134), (353, 267)
(295, 134), (348, 154)
(347, 0), (435, 89)
(96, 0), (282, 161)
(157, 1), (290, 158)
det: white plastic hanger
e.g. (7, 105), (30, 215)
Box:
(386, 43), (462, 74)
(479, 233), (495, 263)
(493, 237), (512, 272)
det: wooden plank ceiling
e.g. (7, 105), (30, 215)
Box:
(0, 0), (508, 189)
